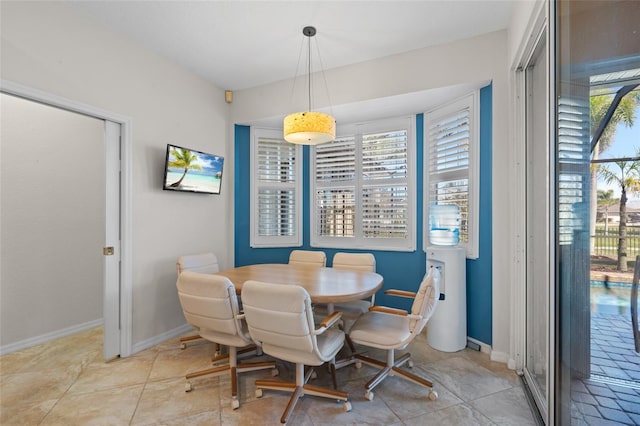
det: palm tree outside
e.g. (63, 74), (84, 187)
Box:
(598, 151), (640, 272)
(589, 90), (640, 254)
(597, 189), (618, 235)
(168, 147), (203, 188)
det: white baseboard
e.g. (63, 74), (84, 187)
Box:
(130, 323), (193, 355)
(490, 350), (510, 364)
(467, 336), (492, 354)
(0, 318), (103, 356)
(466, 337), (510, 366)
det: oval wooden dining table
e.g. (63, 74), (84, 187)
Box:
(215, 263), (384, 305)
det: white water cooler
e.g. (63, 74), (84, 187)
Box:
(426, 246), (466, 352)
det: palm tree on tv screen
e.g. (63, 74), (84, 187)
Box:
(168, 148), (203, 188)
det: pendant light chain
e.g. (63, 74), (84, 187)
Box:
(283, 25), (335, 145)
(307, 29), (312, 113)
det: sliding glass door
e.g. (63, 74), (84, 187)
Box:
(524, 30), (550, 419)
(555, 1), (640, 424)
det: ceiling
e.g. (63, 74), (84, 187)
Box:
(69, 1), (514, 91)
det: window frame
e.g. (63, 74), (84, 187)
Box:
(250, 127), (303, 248)
(424, 91), (480, 259)
(311, 116), (416, 252)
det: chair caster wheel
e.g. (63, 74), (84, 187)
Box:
(343, 401), (352, 412)
(255, 388), (263, 398)
(365, 390), (374, 401)
(231, 399), (240, 410)
(271, 368), (279, 377)
(408, 360), (414, 368)
(180, 343), (187, 350)
(428, 390), (438, 401)
(185, 382), (192, 392)
(355, 361), (362, 369)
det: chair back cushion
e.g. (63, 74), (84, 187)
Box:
(241, 280), (315, 354)
(332, 252), (376, 272)
(176, 252), (219, 274)
(176, 271), (242, 338)
(409, 267), (440, 333)
(288, 250), (326, 267)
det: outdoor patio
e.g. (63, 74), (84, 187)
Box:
(571, 309), (640, 425)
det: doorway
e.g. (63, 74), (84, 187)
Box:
(0, 84), (131, 359)
(555, 1), (640, 424)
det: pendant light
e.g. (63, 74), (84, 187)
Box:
(283, 26), (336, 145)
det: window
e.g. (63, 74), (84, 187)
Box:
(424, 92), (479, 258)
(311, 116), (415, 251)
(250, 128), (302, 247)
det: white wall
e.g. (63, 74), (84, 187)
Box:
(0, 1), (230, 349)
(1, 94), (104, 346)
(507, 1), (543, 69)
(232, 30), (513, 360)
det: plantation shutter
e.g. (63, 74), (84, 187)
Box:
(311, 116), (415, 251)
(424, 92), (479, 258)
(362, 129), (409, 238)
(251, 129), (302, 247)
(315, 137), (356, 237)
(557, 96), (590, 245)
(427, 106), (471, 243)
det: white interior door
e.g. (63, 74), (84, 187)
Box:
(104, 120), (121, 360)
(0, 91), (122, 359)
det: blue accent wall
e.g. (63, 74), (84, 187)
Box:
(466, 84), (493, 344)
(234, 83), (493, 344)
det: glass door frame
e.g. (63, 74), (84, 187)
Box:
(511, 1), (555, 423)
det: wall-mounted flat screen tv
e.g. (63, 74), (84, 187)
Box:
(163, 144), (224, 194)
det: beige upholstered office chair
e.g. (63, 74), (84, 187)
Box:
(349, 266), (440, 402)
(176, 252), (220, 275)
(288, 249), (326, 267)
(241, 280), (351, 424)
(314, 252), (376, 354)
(331, 252), (377, 315)
(176, 271), (277, 409)
(176, 252), (220, 351)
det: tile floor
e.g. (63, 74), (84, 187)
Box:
(0, 328), (535, 425)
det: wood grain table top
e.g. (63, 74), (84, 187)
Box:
(215, 263), (383, 304)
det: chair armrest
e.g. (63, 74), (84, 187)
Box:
(315, 311), (343, 334)
(369, 306), (409, 316)
(384, 289), (416, 299)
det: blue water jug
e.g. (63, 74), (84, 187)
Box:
(429, 204), (460, 246)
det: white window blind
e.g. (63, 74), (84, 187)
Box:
(250, 128), (302, 247)
(312, 117), (415, 251)
(557, 95), (590, 245)
(315, 137), (356, 238)
(425, 92), (479, 258)
(362, 129), (409, 238)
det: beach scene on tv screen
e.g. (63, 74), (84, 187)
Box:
(165, 146), (223, 193)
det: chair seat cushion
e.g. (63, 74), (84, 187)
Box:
(263, 328), (344, 366)
(200, 326), (252, 348)
(349, 311), (411, 349)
